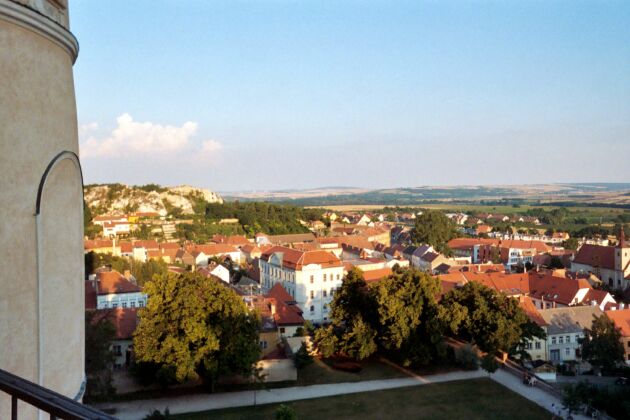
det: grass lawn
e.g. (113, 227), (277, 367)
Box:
(172, 378), (551, 420)
(296, 357), (408, 386)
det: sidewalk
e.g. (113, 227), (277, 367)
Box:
(96, 370), (486, 420)
(489, 369), (589, 420)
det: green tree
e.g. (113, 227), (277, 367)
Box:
(581, 314), (625, 371)
(341, 317), (377, 360)
(372, 268), (456, 366)
(441, 282), (545, 355)
(561, 238), (579, 250)
(84, 311), (116, 400)
(133, 272), (261, 389)
(313, 325), (339, 358)
(411, 210), (458, 255)
(293, 342), (313, 369)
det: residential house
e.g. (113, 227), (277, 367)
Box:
(241, 244), (263, 263)
(539, 306), (603, 365)
(92, 270), (147, 310)
(410, 244), (434, 268)
(198, 262), (230, 283)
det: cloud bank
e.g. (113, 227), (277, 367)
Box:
(80, 114), (221, 160)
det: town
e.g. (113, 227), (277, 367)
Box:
(81, 188), (630, 419)
(2, 1), (629, 420)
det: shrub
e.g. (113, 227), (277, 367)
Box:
(455, 344), (479, 370)
(294, 343), (313, 369)
(275, 404), (297, 420)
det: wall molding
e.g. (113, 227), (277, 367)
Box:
(0, 0), (78, 63)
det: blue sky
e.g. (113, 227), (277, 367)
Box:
(71, 1), (630, 191)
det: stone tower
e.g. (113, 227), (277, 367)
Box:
(0, 0), (84, 417)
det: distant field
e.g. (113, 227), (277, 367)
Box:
(172, 378), (550, 420)
(310, 203), (626, 217)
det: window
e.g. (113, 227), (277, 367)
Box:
(323, 274), (327, 281)
(112, 302), (118, 308)
(130, 301), (136, 308)
(535, 342), (541, 350)
(559, 336), (563, 344)
(310, 305), (315, 312)
(336, 274), (341, 280)
(551, 337), (556, 345)
(323, 304), (328, 312)
(565, 348), (571, 356)
(122, 301), (127, 308)
(566, 336), (570, 343)
(113, 345), (122, 356)
(280, 327), (285, 334)
(330, 288), (334, 296)
(259, 340), (268, 350)
(310, 275), (314, 284)
(525, 342), (532, 350)
(575, 334), (580, 343)
(323, 290), (327, 298)
(310, 290), (315, 299)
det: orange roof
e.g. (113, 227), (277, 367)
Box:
(107, 308), (139, 340)
(119, 241), (133, 253)
(448, 238), (499, 250)
(133, 240), (159, 250)
(191, 243), (239, 255)
(265, 284), (304, 326)
(498, 239), (551, 253)
(96, 271), (142, 295)
(361, 267), (393, 283)
(160, 242), (180, 250)
(84, 239), (113, 250)
(605, 309), (630, 336)
(261, 245), (342, 270)
(213, 235), (250, 246)
(519, 296), (548, 327)
(85, 280), (97, 310)
(241, 244), (261, 254)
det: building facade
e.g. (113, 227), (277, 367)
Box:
(259, 246), (344, 324)
(0, 0), (84, 418)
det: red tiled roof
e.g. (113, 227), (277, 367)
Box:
(191, 243), (239, 255)
(361, 267), (393, 283)
(605, 309), (630, 337)
(519, 296), (548, 327)
(573, 244), (616, 270)
(108, 308), (139, 340)
(133, 240), (159, 250)
(261, 246), (342, 270)
(96, 271), (142, 295)
(84, 239), (113, 250)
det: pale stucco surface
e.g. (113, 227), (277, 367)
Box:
(0, 1), (83, 418)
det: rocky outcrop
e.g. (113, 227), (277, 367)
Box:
(84, 184), (223, 216)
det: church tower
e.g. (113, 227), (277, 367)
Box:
(0, 0), (84, 418)
(616, 227), (630, 283)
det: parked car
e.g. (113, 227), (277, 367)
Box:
(614, 377), (629, 386)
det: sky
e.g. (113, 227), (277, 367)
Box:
(71, 1), (630, 192)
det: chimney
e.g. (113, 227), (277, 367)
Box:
(123, 269), (132, 280)
(621, 303), (626, 310)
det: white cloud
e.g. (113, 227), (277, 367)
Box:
(80, 114), (221, 160)
(79, 122), (99, 137)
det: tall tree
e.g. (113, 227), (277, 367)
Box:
(372, 269), (456, 366)
(133, 272), (260, 388)
(581, 314), (625, 371)
(441, 282), (545, 355)
(411, 210), (458, 255)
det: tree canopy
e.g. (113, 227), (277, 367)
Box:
(133, 272), (261, 387)
(411, 210), (458, 255)
(440, 282), (545, 356)
(581, 314), (625, 371)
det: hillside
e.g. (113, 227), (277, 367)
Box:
(84, 183), (223, 216)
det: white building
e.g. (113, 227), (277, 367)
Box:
(259, 246), (344, 324)
(571, 235), (630, 289)
(92, 271), (147, 310)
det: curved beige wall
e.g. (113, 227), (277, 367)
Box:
(0, 1), (83, 418)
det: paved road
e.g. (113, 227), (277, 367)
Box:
(97, 370), (486, 420)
